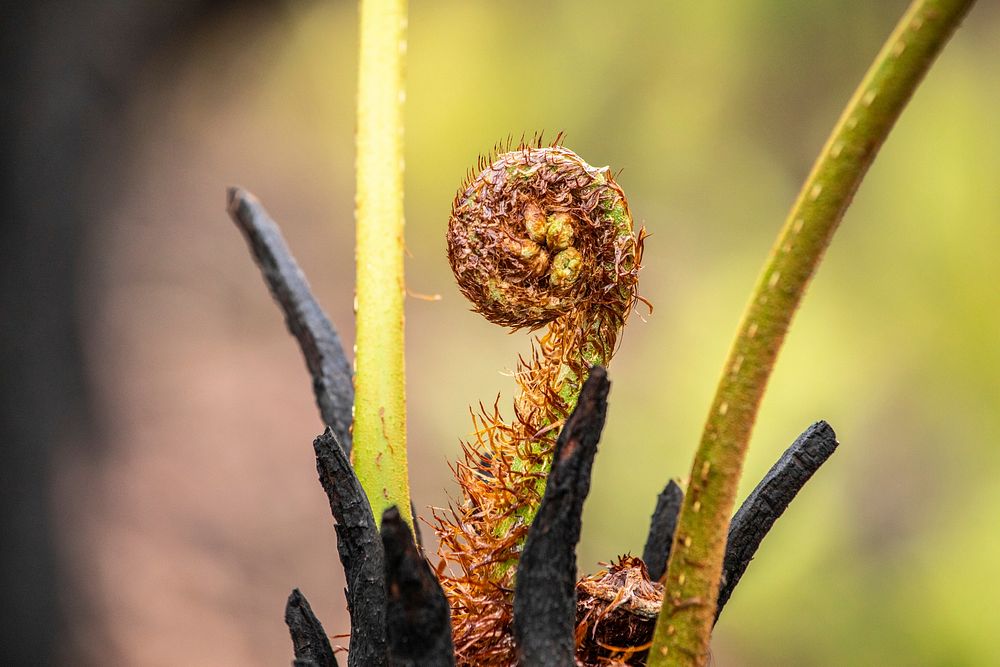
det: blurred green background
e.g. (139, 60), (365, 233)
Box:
(22, 1), (999, 665)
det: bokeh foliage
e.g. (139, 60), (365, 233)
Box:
(228, 1), (1000, 663)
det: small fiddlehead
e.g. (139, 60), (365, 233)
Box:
(434, 139), (643, 665)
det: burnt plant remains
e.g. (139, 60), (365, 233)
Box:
(227, 186), (838, 665)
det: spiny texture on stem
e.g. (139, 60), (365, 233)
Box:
(649, 1), (976, 664)
(434, 140), (642, 665)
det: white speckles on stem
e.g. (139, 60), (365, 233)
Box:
(651, 2), (977, 661)
(717, 401), (729, 416)
(730, 354), (744, 376)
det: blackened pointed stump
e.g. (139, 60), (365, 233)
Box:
(410, 500), (424, 550)
(381, 507), (454, 667)
(716, 420), (839, 622)
(642, 479), (684, 582)
(513, 366), (611, 666)
(228, 188), (354, 453)
(285, 588), (338, 667)
(314, 429), (387, 667)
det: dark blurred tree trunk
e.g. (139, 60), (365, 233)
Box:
(0, 1), (279, 663)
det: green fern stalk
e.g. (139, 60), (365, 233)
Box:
(648, 1), (976, 664)
(353, 0), (412, 528)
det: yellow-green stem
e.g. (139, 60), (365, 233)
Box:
(353, 0), (412, 528)
(648, 1), (974, 664)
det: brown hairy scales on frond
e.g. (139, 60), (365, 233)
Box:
(435, 139), (642, 665)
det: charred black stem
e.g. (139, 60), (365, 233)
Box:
(314, 429), (387, 667)
(285, 588), (339, 667)
(642, 479), (684, 582)
(381, 507), (454, 666)
(227, 187), (354, 453)
(715, 420), (838, 622)
(409, 500), (424, 550)
(513, 367), (610, 666)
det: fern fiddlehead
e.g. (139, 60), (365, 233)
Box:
(434, 139), (643, 665)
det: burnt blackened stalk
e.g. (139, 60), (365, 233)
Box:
(716, 421), (838, 622)
(381, 507), (455, 666)
(513, 368), (610, 666)
(227, 188), (354, 452)
(285, 589), (338, 667)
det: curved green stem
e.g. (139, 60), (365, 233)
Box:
(353, 0), (412, 528)
(648, 1), (975, 664)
